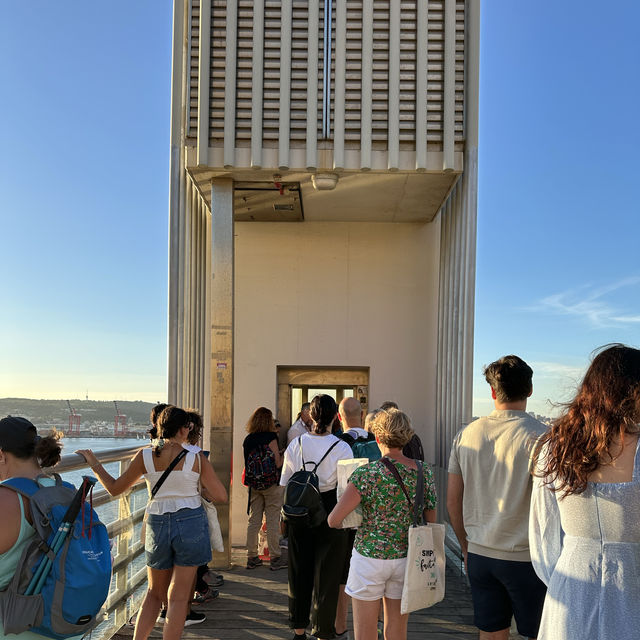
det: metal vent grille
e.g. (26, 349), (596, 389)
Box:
(190, 0), (467, 164)
(371, 1), (389, 144)
(187, 0), (200, 141)
(210, 0), (227, 143)
(235, 0), (253, 144)
(343, 1), (362, 144)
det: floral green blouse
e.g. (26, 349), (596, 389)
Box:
(350, 459), (437, 559)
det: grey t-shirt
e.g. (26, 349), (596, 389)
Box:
(448, 409), (546, 561)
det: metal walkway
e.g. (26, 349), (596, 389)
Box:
(112, 548), (476, 640)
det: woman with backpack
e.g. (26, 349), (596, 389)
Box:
(76, 406), (227, 640)
(0, 417), (68, 640)
(242, 406), (286, 570)
(328, 408), (437, 640)
(280, 394), (353, 640)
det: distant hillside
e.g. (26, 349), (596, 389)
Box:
(0, 398), (155, 428)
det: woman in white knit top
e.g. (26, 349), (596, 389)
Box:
(77, 406), (227, 640)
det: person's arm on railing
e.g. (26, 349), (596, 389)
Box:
(76, 449), (145, 496)
(446, 472), (468, 567)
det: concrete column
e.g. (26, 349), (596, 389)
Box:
(206, 178), (234, 568)
(167, 0), (188, 405)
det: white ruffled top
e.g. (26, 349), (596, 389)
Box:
(142, 447), (201, 514)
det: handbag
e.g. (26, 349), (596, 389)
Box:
(201, 495), (224, 552)
(198, 460), (225, 553)
(196, 451), (225, 553)
(141, 448), (188, 544)
(380, 457), (446, 614)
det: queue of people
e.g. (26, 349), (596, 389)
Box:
(240, 394), (433, 640)
(2, 342), (639, 640)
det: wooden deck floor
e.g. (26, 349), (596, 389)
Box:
(113, 547), (477, 640)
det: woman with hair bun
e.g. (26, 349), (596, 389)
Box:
(280, 394), (352, 640)
(0, 416), (63, 640)
(76, 405), (227, 640)
(530, 344), (640, 640)
(328, 408), (437, 640)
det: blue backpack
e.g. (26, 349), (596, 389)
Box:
(339, 431), (381, 462)
(0, 474), (112, 639)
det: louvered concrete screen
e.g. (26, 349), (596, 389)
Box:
(187, 0), (465, 172)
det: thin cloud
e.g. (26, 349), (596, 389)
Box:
(529, 361), (584, 380)
(530, 277), (640, 328)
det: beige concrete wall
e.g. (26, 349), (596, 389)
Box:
(231, 220), (441, 545)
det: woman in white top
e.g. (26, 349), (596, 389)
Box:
(280, 394), (352, 640)
(76, 406), (227, 640)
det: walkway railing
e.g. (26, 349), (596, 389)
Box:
(55, 444), (148, 640)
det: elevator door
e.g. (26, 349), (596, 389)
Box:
(276, 367), (369, 446)
(290, 385), (355, 421)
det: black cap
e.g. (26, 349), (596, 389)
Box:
(0, 416), (38, 453)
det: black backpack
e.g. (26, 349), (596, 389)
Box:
(281, 437), (340, 528)
(402, 433), (424, 461)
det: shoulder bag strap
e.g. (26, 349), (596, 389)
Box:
(311, 439), (340, 472)
(338, 432), (356, 445)
(414, 462), (425, 526)
(380, 457), (424, 526)
(150, 449), (188, 499)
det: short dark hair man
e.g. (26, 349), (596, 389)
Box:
(447, 355), (546, 640)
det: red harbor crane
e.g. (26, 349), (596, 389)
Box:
(66, 400), (81, 436)
(114, 401), (127, 437)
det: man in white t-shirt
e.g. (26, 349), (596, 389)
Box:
(287, 402), (313, 445)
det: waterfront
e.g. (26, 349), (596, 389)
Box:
(60, 436), (143, 454)
(58, 436), (144, 489)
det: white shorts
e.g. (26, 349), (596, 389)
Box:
(345, 549), (406, 601)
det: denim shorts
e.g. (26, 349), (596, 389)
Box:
(145, 506), (212, 570)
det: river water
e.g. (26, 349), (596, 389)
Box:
(57, 436), (149, 526)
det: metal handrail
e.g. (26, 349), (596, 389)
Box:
(54, 444), (151, 639)
(55, 444), (146, 471)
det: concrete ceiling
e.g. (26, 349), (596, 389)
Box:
(189, 169), (460, 223)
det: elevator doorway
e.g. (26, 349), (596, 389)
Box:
(290, 385), (356, 419)
(276, 367), (369, 445)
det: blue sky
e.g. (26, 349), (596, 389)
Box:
(1, 2), (639, 415)
(0, 2), (172, 401)
(474, 0), (640, 415)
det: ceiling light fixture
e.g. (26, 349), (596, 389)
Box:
(311, 172), (339, 191)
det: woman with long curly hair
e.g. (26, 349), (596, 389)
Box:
(530, 344), (640, 640)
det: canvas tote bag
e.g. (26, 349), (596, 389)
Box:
(197, 453), (225, 552)
(380, 457), (446, 614)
